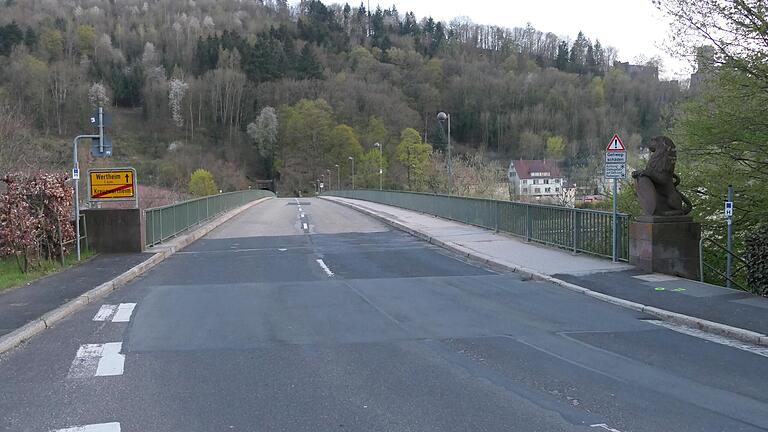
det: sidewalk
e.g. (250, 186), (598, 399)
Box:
(0, 253), (153, 338)
(324, 196), (768, 340)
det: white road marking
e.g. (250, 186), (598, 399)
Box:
(302, 223), (309, 231)
(68, 343), (125, 378)
(111, 303), (136, 323)
(316, 259), (334, 277)
(647, 320), (768, 358)
(93, 305), (117, 321)
(96, 342), (125, 376)
(92, 304), (136, 322)
(633, 273), (679, 282)
(300, 212), (305, 218)
(590, 424), (623, 432)
(52, 422), (121, 432)
(278, 248), (287, 252)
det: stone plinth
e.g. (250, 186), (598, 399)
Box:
(83, 208), (145, 253)
(629, 216), (701, 279)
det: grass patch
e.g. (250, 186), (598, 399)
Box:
(0, 249), (97, 293)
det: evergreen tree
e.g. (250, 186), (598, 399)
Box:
(556, 41), (569, 71)
(297, 44), (323, 80)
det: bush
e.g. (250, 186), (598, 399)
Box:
(0, 172), (74, 272)
(188, 169), (218, 197)
(746, 224), (768, 296)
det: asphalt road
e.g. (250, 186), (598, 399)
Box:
(1, 198), (767, 431)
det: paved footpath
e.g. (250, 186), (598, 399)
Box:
(1, 198), (767, 431)
(324, 196), (768, 337)
(0, 253), (152, 338)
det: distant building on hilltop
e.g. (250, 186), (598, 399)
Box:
(690, 46), (716, 94)
(507, 160), (565, 203)
(614, 61), (659, 81)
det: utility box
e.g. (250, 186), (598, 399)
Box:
(83, 208), (145, 253)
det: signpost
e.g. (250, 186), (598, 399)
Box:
(605, 134), (627, 263)
(88, 168), (137, 202)
(726, 185), (734, 288)
(71, 107), (112, 261)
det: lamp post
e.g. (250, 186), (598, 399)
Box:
(348, 156), (355, 190)
(374, 142), (383, 190)
(335, 164), (340, 191)
(437, 112), (452, 194)
(326, 169), (331, 191)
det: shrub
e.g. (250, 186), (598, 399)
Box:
(745, 224), (768, 296)
(188, 169), (218, 197)
(0, 172), (74, 272)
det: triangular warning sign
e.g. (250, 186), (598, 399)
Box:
(606, 134), (626, 151)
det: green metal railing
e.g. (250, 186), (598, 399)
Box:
(326, 190), (630, 261)
(145, 190), (274, 247)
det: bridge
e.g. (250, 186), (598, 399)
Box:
(1, 192), (767, 431)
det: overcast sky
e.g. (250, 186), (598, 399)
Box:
(309, 0), (692, 79)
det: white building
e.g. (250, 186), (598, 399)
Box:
(507, 160), (565, 202)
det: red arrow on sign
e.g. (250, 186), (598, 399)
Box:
(606, 134), (626, 151)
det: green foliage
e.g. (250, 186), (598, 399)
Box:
(396, 128), (432, 190)
(545, 136), (566, 160)
(745, 224), (768, 296)
(189, 169), (218, 197)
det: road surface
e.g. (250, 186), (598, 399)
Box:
(1, 198), (766, 431)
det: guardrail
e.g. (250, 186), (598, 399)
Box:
(326, 190), (630, 261)
(145, 190), (274, 247)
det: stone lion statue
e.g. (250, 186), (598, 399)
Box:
(631, 136), (692, 217)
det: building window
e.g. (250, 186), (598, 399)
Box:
(522, 188), (528, 193)
(533, 179), (539, 185)
(545, 187), (551, 193)
(534, 187), (541, 194)
(556, 187), (560, 192)
(544, 179), (549, 184)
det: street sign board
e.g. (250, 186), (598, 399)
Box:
(605, 152), (627, 164)
(90, 137), (113, 157)
(605, 163), (626, 179)
(72, 168), (80, 180)
(89, 168), (136, 201)
(606, 134), (626, 152)
(725, 201), (734, 217)
(90, 112), (113, 128)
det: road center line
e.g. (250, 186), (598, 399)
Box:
(52, 422), (121, 432)
(316, 259), (335, 277)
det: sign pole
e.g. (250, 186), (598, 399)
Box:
(726, 184), (733, 288)
(73, 137), (80, 262)
(612, 178), (618, 263)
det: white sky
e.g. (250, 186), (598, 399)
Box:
(317, 0), (693, 80)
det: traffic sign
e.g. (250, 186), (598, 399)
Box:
(72, 168), (80, 180)
(90, 112), (113, 128)
(725, 201), (734, 217)
(605, 152), (627, 163)
(606, 134), (626, 152)
(89, 168), (136, 201)
(605, 163), (626, 179)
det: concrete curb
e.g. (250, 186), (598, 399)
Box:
(0, 196), (273, 356)
(323, 196), (768, 347)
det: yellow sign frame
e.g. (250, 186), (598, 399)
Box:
(88, 168), (137, 202)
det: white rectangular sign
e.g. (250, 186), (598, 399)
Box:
(605, 152), (627, 163)
(605, 163), (626, 179)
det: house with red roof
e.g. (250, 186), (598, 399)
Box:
(507, 160), (566, 202)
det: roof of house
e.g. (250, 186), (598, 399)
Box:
(509, 160), (562, 179)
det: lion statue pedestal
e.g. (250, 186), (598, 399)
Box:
(629, 137), (701, 279)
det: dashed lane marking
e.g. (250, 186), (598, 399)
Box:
(316, 259), (335, 277)
(590, 424), (623, 432)
(52, 422), (121, 432)
(68, 342), (125, 378)
(92, 304), (136, 322)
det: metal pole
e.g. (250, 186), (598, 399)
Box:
(726, 184), (733, 288)
(98, 107), (104, 153)
(379, 144), (383, 191)
(71, 134), (98, 261)
(352, 158), (355, 190)
(447, 114), (452, 195)
(612, 178), (618, 263)
(336, 165), (340, 191)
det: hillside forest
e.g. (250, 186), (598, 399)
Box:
(0, 0), (682, 197)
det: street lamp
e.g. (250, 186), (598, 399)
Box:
(374, 142), (383, 190)
(326, 169), (331, 191)
(348, 156), (355, 190)
(437, 111), (452, 194)
(335, 164), (340, 191)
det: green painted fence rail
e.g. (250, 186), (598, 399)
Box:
(144, 190), (274, 247)
(326, 190), (630, 261)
